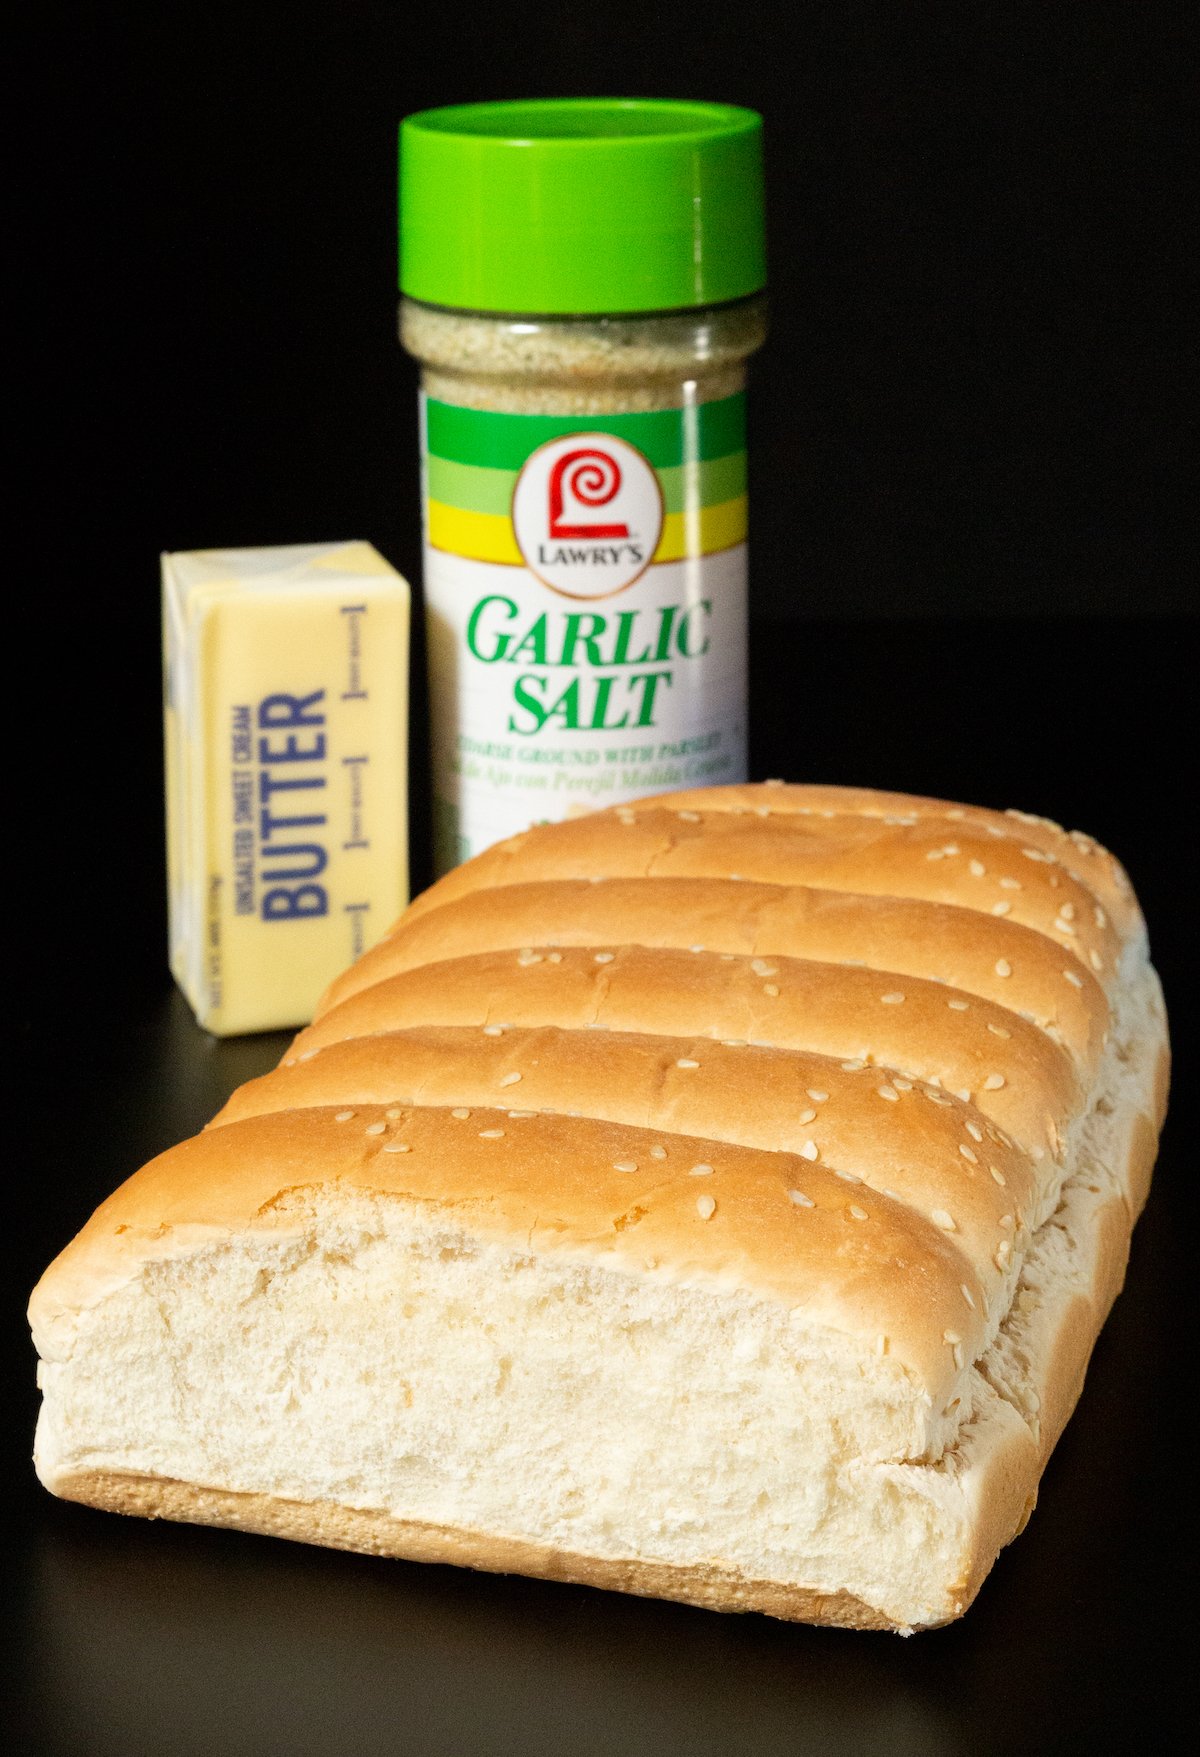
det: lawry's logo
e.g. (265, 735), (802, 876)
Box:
(512, 433), (664, 599)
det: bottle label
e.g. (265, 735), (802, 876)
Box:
(421, 390), (748, 871)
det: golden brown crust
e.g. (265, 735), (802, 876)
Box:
(631, 783), (1141, 937)
(399, 807), (1127, 980)
(293, 945), (1079, 1156)
(319, 879), (1110, 1069)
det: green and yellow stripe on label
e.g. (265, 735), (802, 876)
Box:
(424, 392), (747, 566)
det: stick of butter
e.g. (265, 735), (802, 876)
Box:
(162, 542), (410, 1035)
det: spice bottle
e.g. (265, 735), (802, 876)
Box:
(399, 99), (767, 873)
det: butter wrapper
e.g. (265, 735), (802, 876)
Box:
(162, 542), (410, 1035)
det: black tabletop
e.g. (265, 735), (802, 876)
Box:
(9, 619), (1193, 1756)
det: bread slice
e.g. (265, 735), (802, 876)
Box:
(29, 784), (1169, 1630)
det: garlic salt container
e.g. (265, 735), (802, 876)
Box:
(399, 99), (767, 872)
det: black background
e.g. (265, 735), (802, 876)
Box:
(8, 3), (1195, 1752)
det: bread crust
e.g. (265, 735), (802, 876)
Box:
(319, 879), (1111, 1070)
(292, 945), (1080, 1158)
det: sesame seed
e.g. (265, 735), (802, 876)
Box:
(834, 1167), (863, 1183)
(841, 1059), (866, 1071)
(806, 1089), (829, 1103)
(1063, 968), (1084, 989)
(969, 860), (986, 878)
(990, 1166), (1007, 1186)
(788, 1188), (814, 1207)
(689, 944), (706, 953)
(650, 1144), (668, 1160)
(876, 1084), (899, 1102)
(365, 1121), (387, 1137)
(957, 1088), (972, 1102)
(482, 1025), (504, 1037)
(547, 951), (563, 963)
(593, 951), (615, 964)
(762, 983), (780, 997)
(1094, 905), (1107, 928)
(961, 1284), (976, 1309)
(676, 1057), (699, 1070)
(798, 1108), (817, 1125)
(991, 900), (1012, 916)
(959, 1144), (978, 1164)
(966, 1121), (984, 1142)
(689, 1163), (715, 1177)
(516, 950), (542, 966)
(508, 1110), (535, 1119)
(498, 1071), (522, 1088)
(987, 1023), (1011, 1038)
(881, 991), (905, 1005)
(612, 1160), (637, 1173)
(931, 1209), (957, 1231)
(1059, 902), (1075, 920)
(983, 1073), (1006, 1090)
(994, 1241), (1012, 1270)
(926, 848), (945, 861)
(848, 1205), (868, 1221)
(893, 1078), (913, 1091)
(385, 1107), (403, 1120)
(722, 1038), (746, 1048)
(948, 998), (970, 1010)
(479, 1129), (505, 1140)
(696, 1194), (717, 1220)
(1055, 917), (1077, 936)
(678, 810), (701, 822)
(297, 1049), (318, 1063)
(953, 1345), (964, 1369)
(943, 1329), (961, 1344)
(800, 1140), (819, 1161)
(927, 1091), (954, 1106)
(995, 959), (1013, 978)
(451, 1108), (471, 1120)
(999, 1213), (1014, 1229)
(382, 1140), (411, 1155)
(999, 876), (1021, 889)
(750, 958), (777, 976)
(334, 1110), (355, 1122)
(1089, 949), (1103, 971)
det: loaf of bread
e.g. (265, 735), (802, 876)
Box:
(29, 783), (1169, 1631)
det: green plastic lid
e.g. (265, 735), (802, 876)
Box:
(399, 99), (766, 316)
